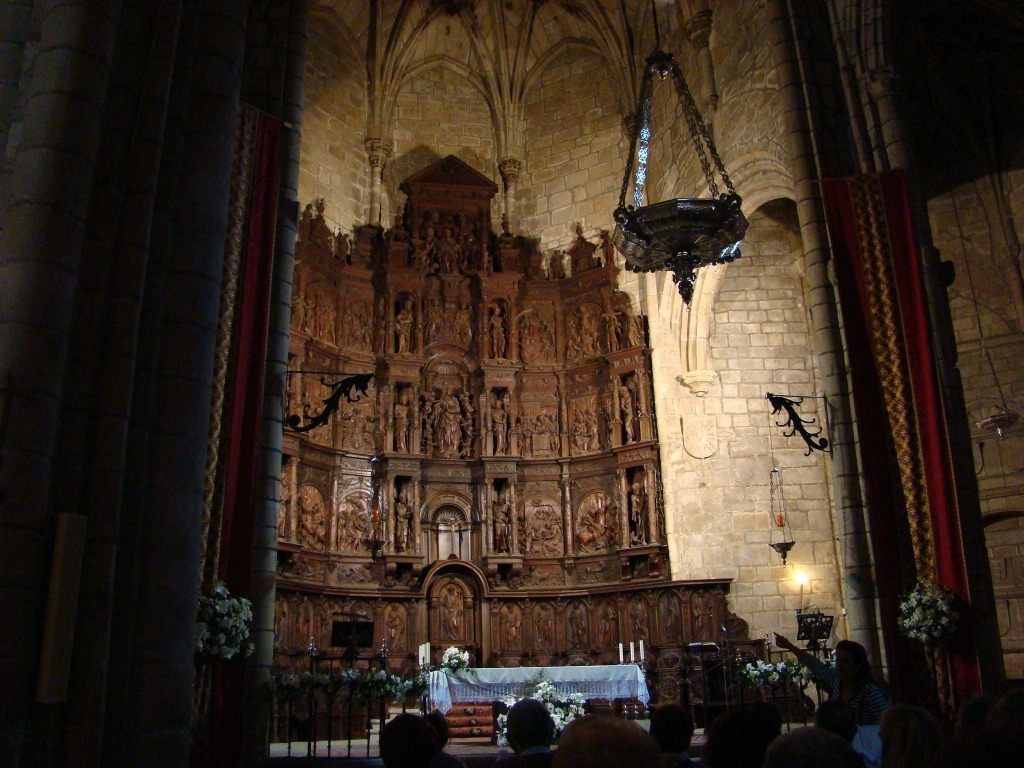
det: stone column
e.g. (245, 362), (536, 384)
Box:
(765, 0), (879, 662)
(365, 138), (392, 226)
(498, 157), (522, 230)
(685, 9), (719, 118)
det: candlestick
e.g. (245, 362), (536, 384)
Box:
(629, 642), (635, 662)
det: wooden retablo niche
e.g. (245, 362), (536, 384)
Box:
(275, 155), (748, 683)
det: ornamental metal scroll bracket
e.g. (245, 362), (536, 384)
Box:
(285, 372), (375, 433)
(765, 392), (830, 455)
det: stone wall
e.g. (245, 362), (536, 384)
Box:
(298, 18), (371, 234)
(520, 48), (628, 258)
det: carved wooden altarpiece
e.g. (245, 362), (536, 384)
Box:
(275, 156), (753, 706)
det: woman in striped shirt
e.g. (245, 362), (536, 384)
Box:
(774, 634), (890, 725)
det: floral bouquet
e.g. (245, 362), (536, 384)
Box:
(195, 581), (253, 660)
(898, 580), (958, 644)
(740, 659), (811, 689)
(263, 672), (304, 702)
(441, 646), (471, 673)
(495, 674), (586, 747)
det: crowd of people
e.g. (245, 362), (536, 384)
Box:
(379, 640), (1023, 768)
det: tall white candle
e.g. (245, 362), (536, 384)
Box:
(639, 640), (645, 661)
(629, 642), (635, 662)
(619, 643), (624, 663)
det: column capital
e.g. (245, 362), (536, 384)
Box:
(364, 138), (393, 168)
(498, 157), (522, 184)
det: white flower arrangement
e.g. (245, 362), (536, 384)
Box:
(495, 674), (587, 747)
(740, 659), (811, 688)
(441, 646), (471, 673)
(898, 580), (958, 644)
(195, 581), (253, 660)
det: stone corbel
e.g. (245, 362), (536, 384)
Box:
(678, 264), (724, 396)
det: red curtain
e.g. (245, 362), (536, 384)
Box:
(210, 105), (281, 766)
(821, 170), (980, 708)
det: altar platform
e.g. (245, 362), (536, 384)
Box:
(428, 664), (650, 713)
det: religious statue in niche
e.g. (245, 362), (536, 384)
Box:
(660, 593), (681, 641)
(576, 492), (614, 554)
(297, 485), (327, 550)
(571, 398), (600, 455)
(629, 475), (647, 546)
(523, 501), (562, 556)
(517, 309), (555, 364)
(278, 470), (292, 540)
(425, 384), (474, 459)
(568, 602), (588, 649)
(630, 600), (650, 640)
(534, 604), (554, 648)
(394, 483), (413, 553)
(455, 302), (474, 347)
(394, 388), (413, 453)
(500, 603), (522, 650)
(567, 304), (603, 361)
(491, 391), (510, 455)
(339, 297), (370, 350)
(318, 290), (337, 347)
(386, 605), (405, 652)
(691, 591), (715, 641)
(335, 493), (368, 552)
(598, 600), (618, 647)
(439, 584), (464, 642)
(619, 382), (639, 443)
(492, 487), (513, 553)
(395, 298), (415, 354)
(490, 304), (506, 359)
(424, 298), (442, 345)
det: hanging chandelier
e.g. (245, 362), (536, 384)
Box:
(612, 5), (747, 303)
(768, 467), (796, 564)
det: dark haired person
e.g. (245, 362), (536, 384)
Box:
(648, 704), (696, 768)
(495, 698), (556, 768)
(774, 634), (889, 726)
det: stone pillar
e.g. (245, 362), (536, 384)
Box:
(365, 137), (392, 226)
(498, 157), (522, 230)
(685, 9), (719, 118)
(766, 0), (879, 662)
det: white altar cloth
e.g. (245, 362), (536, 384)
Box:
(428, 664), (649, 714)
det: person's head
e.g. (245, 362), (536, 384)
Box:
(814, 699), (857, 743)
(379, 713), (439, 768)
(505, 698), (554, 753)
(648, 703), (694, 754)
(424, 710), (451, 749)
(953, 692), (995, 741)
(552, 715), (660, 768)
(834, 639), (872, 687)
(986, 687), (1024, 731)
(879, 704), (943, 768)
(762, 726), (864, 768)
(701, 705), (780, 768)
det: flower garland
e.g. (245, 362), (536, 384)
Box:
(495, 674), (586, 747)
(740, 659), (812, 688)
(441, 646), (471, 673)
(898, 580), (958, 644)
(195, 581), (253, 660)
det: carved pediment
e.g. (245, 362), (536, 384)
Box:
(400, 154), (499, 197)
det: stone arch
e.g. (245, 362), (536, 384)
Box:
(424, 496), (475, 563)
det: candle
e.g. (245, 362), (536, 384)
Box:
(798, 582), (804, 611)
(619, 643), (624, 663)
(639, 640), (645, 662)
(629, 642), (635, 662)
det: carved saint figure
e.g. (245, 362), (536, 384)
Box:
(433, 385), (464, 458)
(629, 481), (647, 545)
(387, 607), (404, 651)
(568, 603), (587, 648)
(493, 489), (512, 553)
(619, 385), (638, 443)
(535, 606), (553, 648)
(490, 306), (506, 358)
(501, 604), (522, 649)
(630, 600), (649, 640)
(393, 389), (411, 453)
(599, 602), (618, 647)
(440, 585), (463, 641)
(395, 298), (414, 354)
(491, 395), (509, 455)
(394, 487), (413, 553)
(455, 302), (474, 345)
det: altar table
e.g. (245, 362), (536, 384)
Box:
(428, 664), (649, 714)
